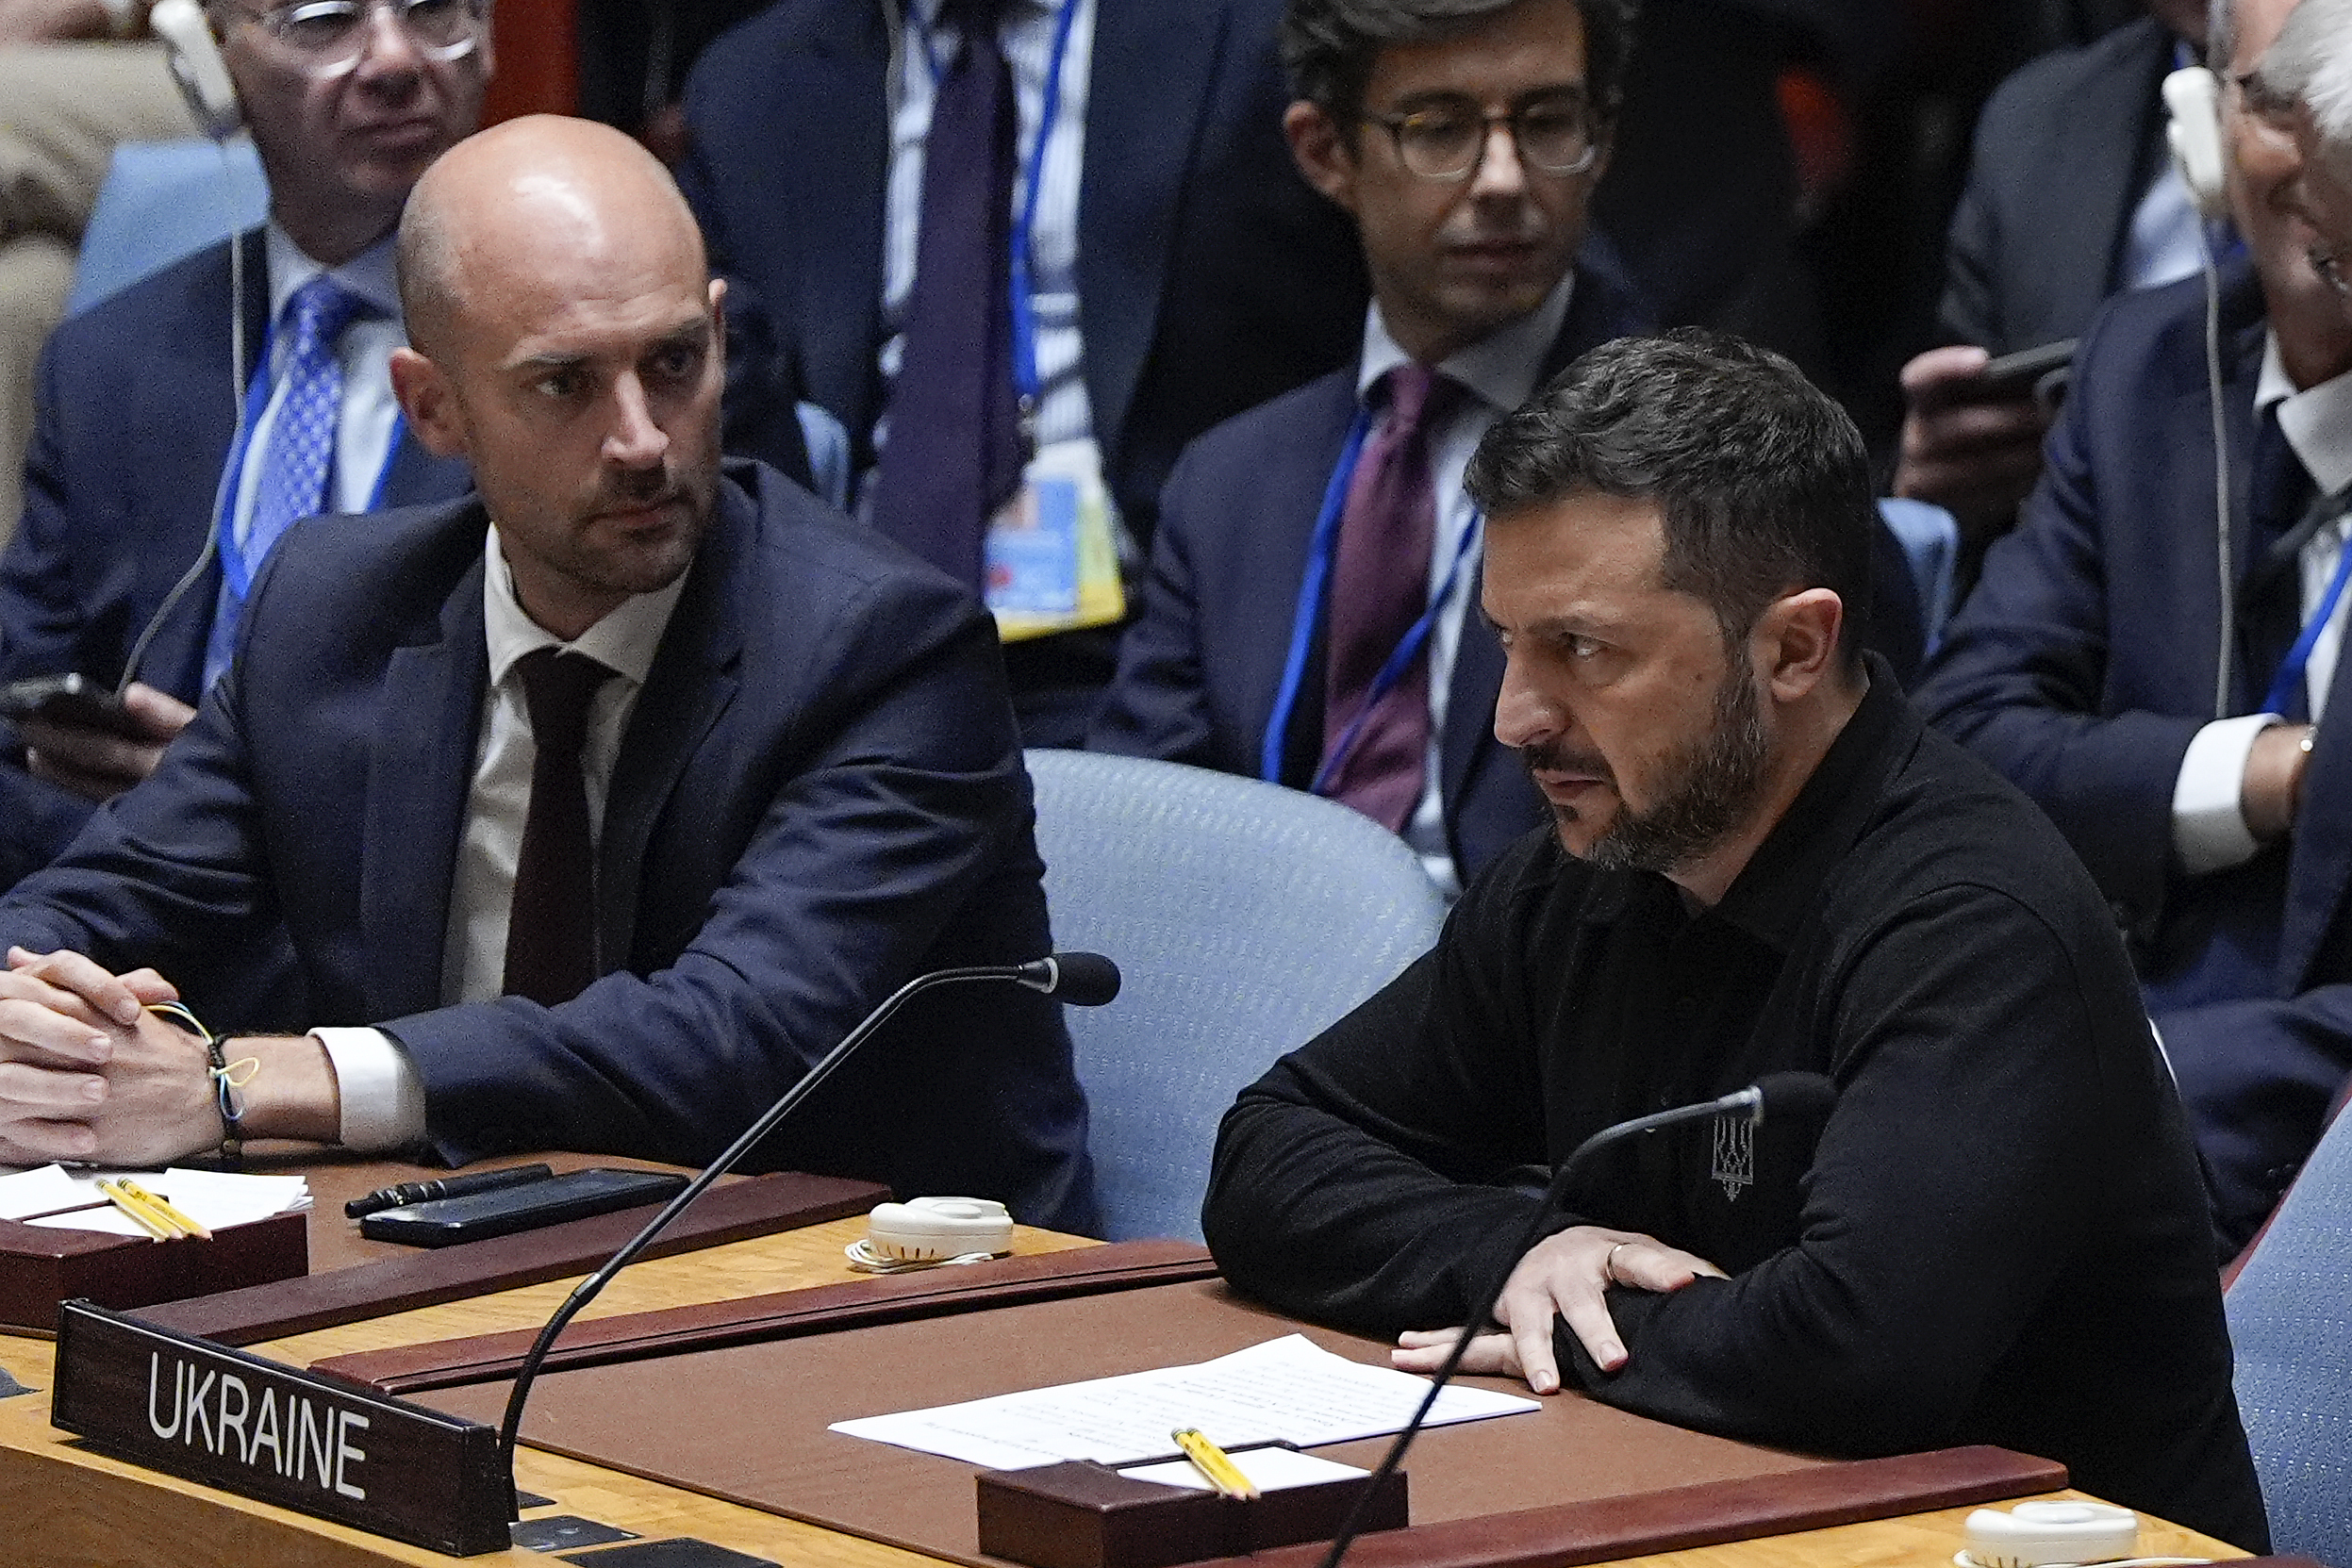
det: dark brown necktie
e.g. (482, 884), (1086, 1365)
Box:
(504, 647), (614, 1006)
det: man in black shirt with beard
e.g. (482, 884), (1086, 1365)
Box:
(1202, 330), (2269, 1550)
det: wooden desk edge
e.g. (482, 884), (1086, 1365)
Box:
(0, 1216), (2261, 1568)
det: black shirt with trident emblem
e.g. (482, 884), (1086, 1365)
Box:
(1204, 657), (2267, 1552)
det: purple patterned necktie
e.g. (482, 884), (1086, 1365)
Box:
(504, 649), (615, 1008)
(865, 0), (1025, 590)
(1321, 363), (1461, 832)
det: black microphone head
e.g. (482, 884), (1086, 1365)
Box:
(1751, 1071), (1836, 1124)
(1045, 952), (1121, 1006)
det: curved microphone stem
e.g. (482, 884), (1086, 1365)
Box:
(1313, 1085), (1768, 1568)
(494, 962), (1048, 1501)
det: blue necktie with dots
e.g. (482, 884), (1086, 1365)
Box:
(205, 274), (372, 685)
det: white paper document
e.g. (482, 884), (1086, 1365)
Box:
(829, 1333), (1540, 1472)
(1118, 1447), (1370, 1493)
(0, 1164), (311, 1237)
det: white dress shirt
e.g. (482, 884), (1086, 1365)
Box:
(2121, 159), (2204, 295)
(312, 532), (688, 1150)
(874, 0), (1095, 472)
(1353, 269), (1577, 895)
(2171, 335), (2352, 875)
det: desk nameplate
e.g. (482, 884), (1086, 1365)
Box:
(50, 1299), (511, 1557)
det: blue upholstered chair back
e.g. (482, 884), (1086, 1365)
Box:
(68, 139), (268, 318)
(1024, 750), (1448, 1242)
(2226, 1105), (2352, 1564)
(1878, 497), (1960, 652)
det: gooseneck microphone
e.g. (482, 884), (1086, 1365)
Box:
(1317, 1071), (1838, 1568)
(493, 951), (1123, 1503)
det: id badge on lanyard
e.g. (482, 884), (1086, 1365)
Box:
(916, 0), (1122, 640)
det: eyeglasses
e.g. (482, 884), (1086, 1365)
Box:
(2232, 68), (2300, 123)
(2312, 242), (2351, 298)
(234, 0), (489, 77)
(1361, 91), (1598, 181)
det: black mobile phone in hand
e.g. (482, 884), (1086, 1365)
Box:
(357, 1167), (689, 1246)
(1969, 338), (2078, 403)
(0, 672), (145, 739)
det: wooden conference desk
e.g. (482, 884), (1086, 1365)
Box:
(0, 1216), (2251, 1568)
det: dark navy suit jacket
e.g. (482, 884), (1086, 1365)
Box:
(1938, 15), (2176, 353)
(0, 460), (1099, 1232)
(0, 232), (472, 888)
(1087, 260), (1648, 885)
(1917, 261), (2352, 1246)
(676, 0), (1367, 574)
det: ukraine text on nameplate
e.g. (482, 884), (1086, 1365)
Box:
(48, 1299), (514, 1556)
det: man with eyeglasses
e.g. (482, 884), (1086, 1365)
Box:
(2252, 0), (2352, 300)
(0, 0), (486, 899)
(1919, 0), (2352, 1257)
(1092, 0), (1921, 893)
(1090, 0), (1644, 895)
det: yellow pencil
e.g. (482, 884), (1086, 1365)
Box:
(95, 1180), (180, 1242)
(1171, 1428), (1259, 1500)
(113, 1178), (210, 1240)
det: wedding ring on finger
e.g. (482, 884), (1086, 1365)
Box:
(1604, 1241), (1631, 1283)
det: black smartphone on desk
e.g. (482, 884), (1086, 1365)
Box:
(357, 1167), (688, 1246)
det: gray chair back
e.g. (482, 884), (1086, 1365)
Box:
(2226, 1104), (2352, 1564)
(1025, 750), (1448, 1242)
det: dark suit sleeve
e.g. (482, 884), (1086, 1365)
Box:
(1931, 20), (2167, 355)
(1937, 112), (2005, 350)
(0, 648), (282, 977)
(379, 564), (1043, 1172)
(1087, 444), (1224, 766)
(1203, 844), (1558, 1331)
(1, 338), (88, 682)
(2160, 985), (2352, 1248)
(0, 337), (124, 882)
(1913, 305), (2200, 916)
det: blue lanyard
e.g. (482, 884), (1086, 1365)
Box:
(214, 305), (406, 600)
(2261, 524), (2352, 716)
(908, 0), (1081, 422)
(1260, 406), (1483, 791)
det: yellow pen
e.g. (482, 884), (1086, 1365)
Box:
(113, 1178), (210, 1241)
(95, 1180), (181, 1242)
(1170, 1428), (1259, 1500)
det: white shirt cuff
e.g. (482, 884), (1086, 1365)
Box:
(310, 1027), (427, 1151)
(2172, 714), (2279, 876)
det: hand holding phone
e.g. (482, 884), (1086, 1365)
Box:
(3, 677), (196, 802)
(1893, 344), (2064, 526)
(1971, 338), (2078, 404)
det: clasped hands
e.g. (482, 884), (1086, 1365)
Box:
(1392, 1225), (1726, 1394)
(0, 946), (223, 1166)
